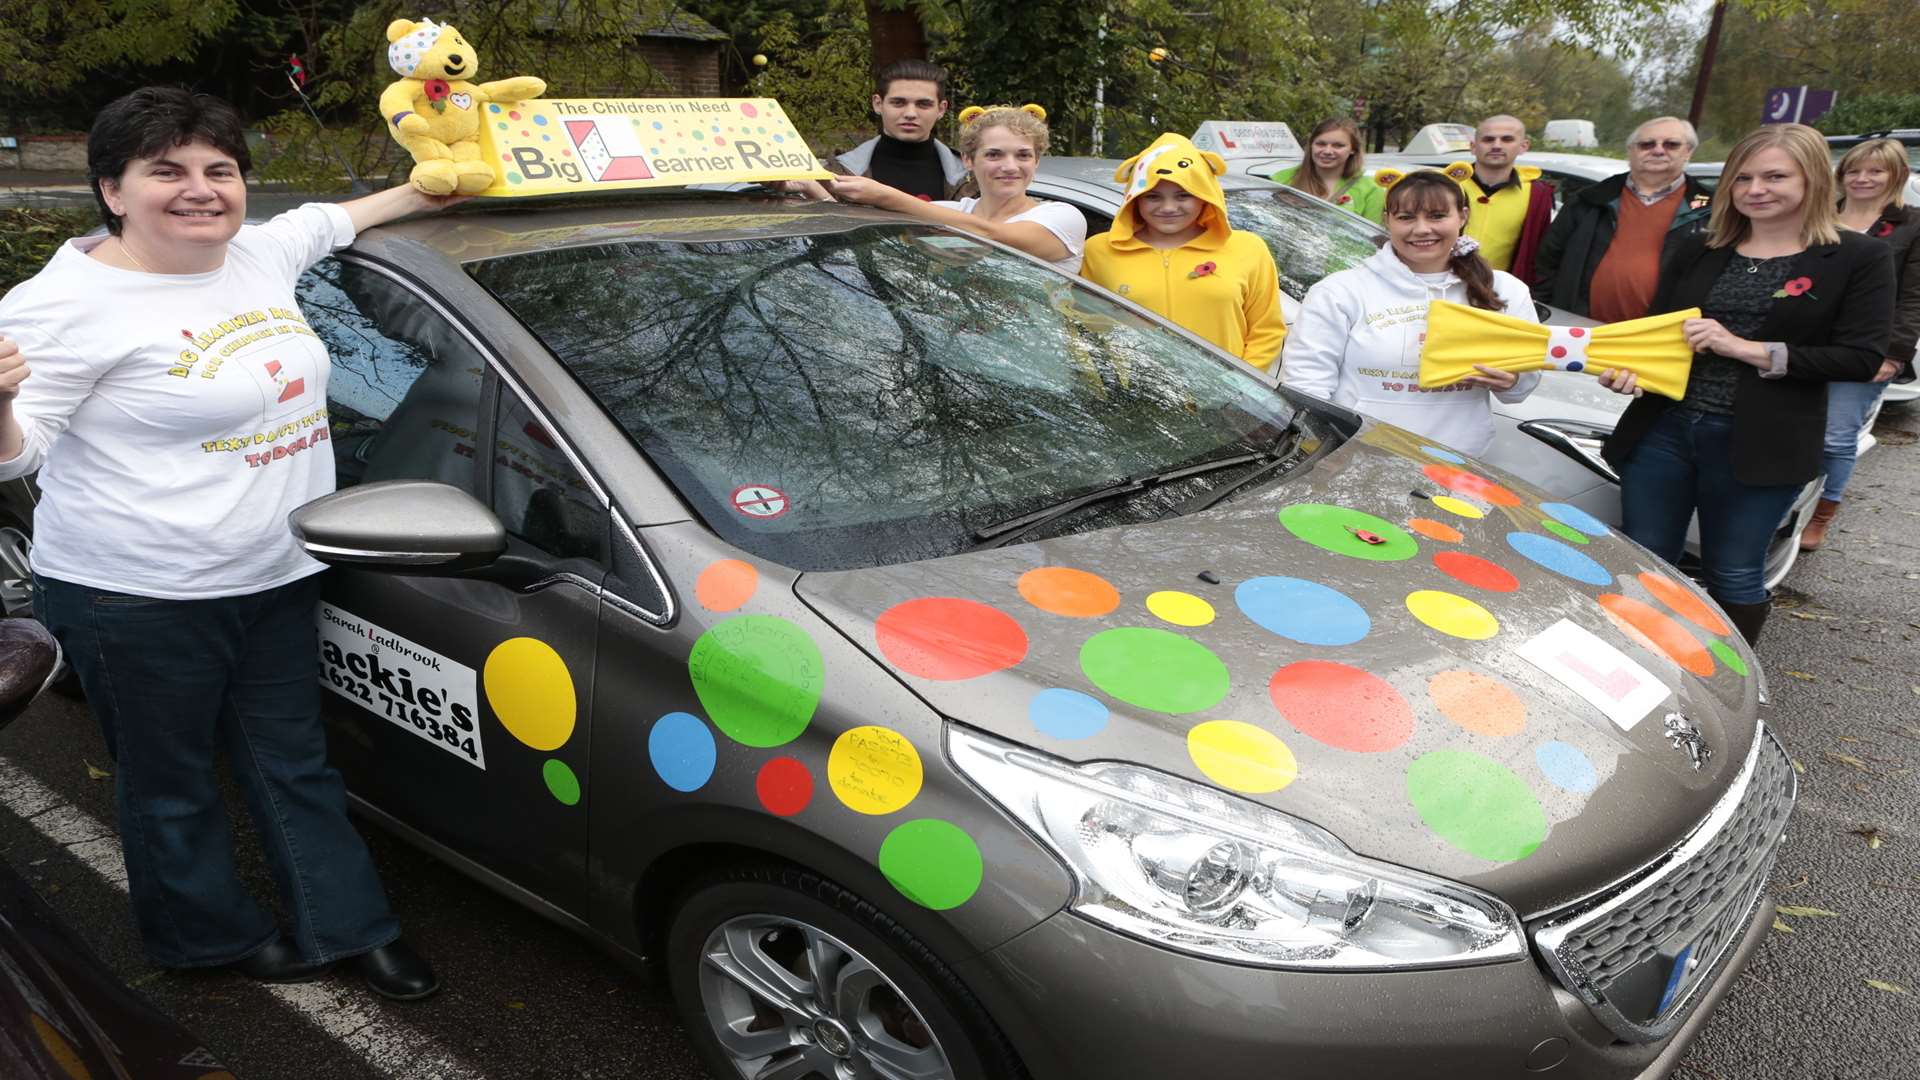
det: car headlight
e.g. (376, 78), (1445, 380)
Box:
(1518, 418), (1619, 483)
(948, 724), (1524, 970)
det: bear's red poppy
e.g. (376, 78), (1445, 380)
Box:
(423, 79), (450, 102)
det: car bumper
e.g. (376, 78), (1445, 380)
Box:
(957, 891), (1774, 1080)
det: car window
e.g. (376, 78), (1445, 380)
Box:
(490, 387), (610, 564)
(299, 258), (484, 494)
(470, 225), (1305, 571)
(1221, 187), (1383, 300)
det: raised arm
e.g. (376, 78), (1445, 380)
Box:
(828, 175), (1070, 264)
(338, 185), (469, 234)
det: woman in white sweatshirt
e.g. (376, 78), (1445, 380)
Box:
(1281, 170), (1541, 458)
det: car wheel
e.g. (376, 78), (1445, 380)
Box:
(665, 863), (1025, 1080)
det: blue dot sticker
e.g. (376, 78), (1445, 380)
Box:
(1235, 577), (1371, 646)
(1029, 688), (1109, 740)
(648, 712), (716, 792)
(1536, 741), (1598, 793)
(1419, 445), (1466, 464)
(1540, 502), (1610, 537)
(489, 104), (502, 113)
(533, 114), (548, 125)
(1506, 532), (1612, 586)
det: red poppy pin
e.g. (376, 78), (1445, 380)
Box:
(1874, 221), (1895, 238)
(1336, 194), (1352, 204)
(1477, 195), (1490, 204)
(1188, 261), (1217, 280)
(423, 79), (451, 113)
(1772, 276), (1816, 300)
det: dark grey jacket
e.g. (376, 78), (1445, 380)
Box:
(1531, 173), (1715, 317)
(1863, 205), (1920, 375)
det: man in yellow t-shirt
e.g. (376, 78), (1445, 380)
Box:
(1452, 115), (1555, 284)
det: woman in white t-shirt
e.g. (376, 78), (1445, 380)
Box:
(0, 87), (458, 1001)
(818, 105), (1087, 273)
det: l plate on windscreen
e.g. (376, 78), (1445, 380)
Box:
(1515, 618), (1670, 732)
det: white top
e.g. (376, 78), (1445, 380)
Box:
(0, 203), (356, 599)
(935, 196), (1087, 274)
(1281, 244), (1540, 458)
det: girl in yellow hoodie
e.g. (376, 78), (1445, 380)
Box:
(1082, 133), (1289, 372)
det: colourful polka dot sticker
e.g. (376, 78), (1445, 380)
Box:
(1597, 594), (1713, 677)
(1405, 590), (1500, 640)
(1432, 551), (1519, 593)
(1428, 670), (1526, 737)
(1029, 688), (1109, 739)
(1431, 495), (1484, 519)
(1235, 576), (1371, 646)
(1146, 590), (1215, 627)
(483, 638), (576, 751)
(695, 558), (758, 612)
(1419, 445), (1466, 464)
(756, 757), (814, 816)
(648, 712), (717, 792)
(1541, 520), (1591, 546)
(879, 819), (982, 910)
(1506, 532), (1612, 587)
(875, 597), (1027, 680)
(1535, 741), (1598, 793)
(1408, 518), (1463, 543)
(1540, 501), (1610, 537)
(1708, 640), (1749, 677)
(543, 759), (582, 805)
(688, 615), (824, 747)
(1422, 463), (1522, 506)
(1018, 567), (1120, 617)
(1269, 661), (1414, 752)
(1187, 720), (1298, 793)
(1638, 572), (1731, 636)
(1406, 750), (1546, 862)
(1080, 628), (1231, 714)
(1278, 504), (1419, 561)
(829, 725), (923, 814)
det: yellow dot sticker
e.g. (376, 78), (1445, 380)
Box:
(1188, 720), (1298, 793)
(1431, 496), (1485, 519)
(1406, 590), (1500, 640)
(1146, 590), (1216, 627)
(483, 637), (577, 751)
(829, 726), (924, 815)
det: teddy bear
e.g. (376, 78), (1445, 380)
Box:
(379, 18), (547, 195)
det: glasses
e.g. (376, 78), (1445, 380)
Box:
(1633, 139), (1690, 152)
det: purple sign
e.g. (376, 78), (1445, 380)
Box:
(1763, 87), (1838, 125)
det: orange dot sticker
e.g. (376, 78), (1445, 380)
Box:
(1408, 518), (1463, 543)
(695, 559), (758, 612)
(1017, 567), (1120, 618)
(1428, 670), (1526, 737)
(1638, 572), (1731, 636)
(1422, 463), (1522, 506)
(1597, 594), (1713, 677)
(875, 597), (1028, 680)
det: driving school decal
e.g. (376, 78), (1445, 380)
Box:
(319, 604), (485, 768)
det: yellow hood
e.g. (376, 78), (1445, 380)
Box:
(1109, 133), (1232, 249)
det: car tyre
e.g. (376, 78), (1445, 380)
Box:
(665, 862), (1025, 1080)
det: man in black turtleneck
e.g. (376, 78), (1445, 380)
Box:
(827, 59), (965, 202)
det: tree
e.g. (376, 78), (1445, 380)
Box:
(0, 0), (244, 127)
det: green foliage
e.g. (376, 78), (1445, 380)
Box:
(1815, 94), (1920, 135)
(0, 208), (98, 294)
(750, 0), (879, 153)
(0, 0), (243, 126)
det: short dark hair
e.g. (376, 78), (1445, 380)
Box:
(875, 60), (949, 102)
(88, 87), (251, 236)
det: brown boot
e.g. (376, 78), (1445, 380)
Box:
(1722, 600), (1771, 646)
(1799, 498), (1841, 551)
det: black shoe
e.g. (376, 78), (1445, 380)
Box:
(357, 940), (440, 1001)
(229, 939), (332, 984)
(1722, 599), (1771, 646)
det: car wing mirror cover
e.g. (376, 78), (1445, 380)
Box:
(0, 619), (59, 731)
(289, 480), (506, 574)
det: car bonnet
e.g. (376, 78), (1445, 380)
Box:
(795, 423), (1762, 918)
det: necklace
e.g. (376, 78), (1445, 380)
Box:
(117, 237), (156, 274)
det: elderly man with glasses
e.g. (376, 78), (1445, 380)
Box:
(1532, 116), (1716, 320)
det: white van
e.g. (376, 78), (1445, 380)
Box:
(1544, 119), (1599, 148)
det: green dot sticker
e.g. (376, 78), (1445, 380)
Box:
(688, 616), (824, 748)
(1707, 639), (1749, 676)
(879, 819), (983, 910)
(543, 759), (581, 805)
(1541, 520), (1590, 545)
(1278, 504), (1418, 561)
(1406, 750), (1546, 862)
(1080, 628), (1230, 714)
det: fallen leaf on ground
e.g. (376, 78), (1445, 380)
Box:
(1772, 918), (1794, 933)
(507, 1001), (525, 1009)
(1776, 906), (1840, 918)
(1866, 980), (1907, 994)
(1850, 826), (1888, 849)
(1825, 751), (1872, 771)
(1786, 670), (1817, 681)
(84, 760), (110, 780)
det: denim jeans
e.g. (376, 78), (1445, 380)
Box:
(1618, 408), (1803, 606)
(34, 574), (398, 968)
(1820, 379), (1887, 502)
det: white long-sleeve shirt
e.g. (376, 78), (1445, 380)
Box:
(1282, 245), (1539, 457)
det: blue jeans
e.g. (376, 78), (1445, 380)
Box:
(1820, 379), (1887, 502)
(1618, 409), (1803, 606)
(34, 574), (398, 968)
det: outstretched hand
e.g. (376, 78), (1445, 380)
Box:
(0, 336), (26, 402)
(1598, 367), (1643, 397)
(825, 174), (903, 209)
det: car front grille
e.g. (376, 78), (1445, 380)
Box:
(1531, 726), (1796, 1043)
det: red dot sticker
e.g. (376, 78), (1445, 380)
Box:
(1422, 463), (1522, 507)
(876, 598), (1028, 680)
(1269, 661), (1413, 752)
(740, 103), (759, 118)
(756, 757), (813, 816)
(1433, 551), (1519, 592)
(1569, 327), (1586, 337)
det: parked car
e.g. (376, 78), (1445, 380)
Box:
(1028, 158), (1828, 588)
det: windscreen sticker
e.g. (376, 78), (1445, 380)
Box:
(319, 604), (484, 768)
(1515, 618), (1670, 731)
(729, 483), (790, 519)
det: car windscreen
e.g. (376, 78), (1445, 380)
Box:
(1221, 187), (1383, 300)
(470, 223), (1306, 571)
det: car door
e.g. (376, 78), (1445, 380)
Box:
(298, 255), (603, 916)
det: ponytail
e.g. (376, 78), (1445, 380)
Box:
(1450, 249), (1503, 312)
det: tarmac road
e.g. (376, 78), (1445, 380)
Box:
(0, 405), (1916, 1080)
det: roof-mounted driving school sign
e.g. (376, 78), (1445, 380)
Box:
(476, 98), (831, 197)
(1190, 121), (1301, 159)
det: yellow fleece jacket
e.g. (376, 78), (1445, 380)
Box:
(1081, 133), (1289, 372)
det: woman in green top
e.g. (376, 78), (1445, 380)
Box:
(1271, 117), (1384, 223)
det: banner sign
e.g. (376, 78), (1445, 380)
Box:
(1191, 121), (1301, 159)
(1762, 87), (1838, 126)
(477, 97), (831, 197)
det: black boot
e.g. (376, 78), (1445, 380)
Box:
(1722, 599), (1771, 646)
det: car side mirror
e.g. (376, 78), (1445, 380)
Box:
(289, 480), (506, 573)
(0, 619), (59, 732)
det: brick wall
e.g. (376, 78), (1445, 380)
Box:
(633, 39), (725, 97)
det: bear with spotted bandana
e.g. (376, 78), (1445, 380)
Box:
(379, 17), (547, 195)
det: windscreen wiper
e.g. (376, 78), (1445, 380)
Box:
(963, 446), (1281, 553)
(1163, 427), (1312, 519)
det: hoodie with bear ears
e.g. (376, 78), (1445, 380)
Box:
(1081, 133), (1289, 373)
